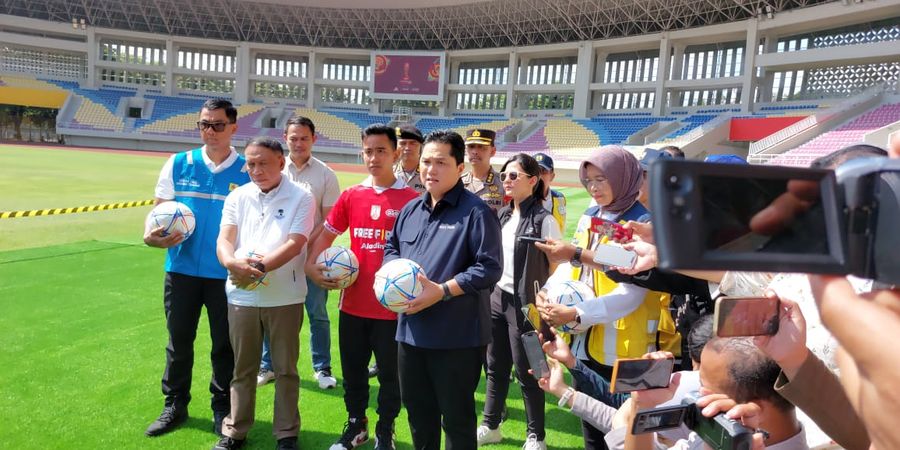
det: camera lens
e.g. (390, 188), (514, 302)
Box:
(666, 175), (681, 189)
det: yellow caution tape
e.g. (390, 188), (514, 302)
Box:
(0, 199), (154, 219)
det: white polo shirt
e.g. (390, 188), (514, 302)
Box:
(220, 174), (315, 307)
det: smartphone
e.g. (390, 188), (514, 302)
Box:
(592, 243), (637, 268)
(714, 296), (780, 337)
(517, 236), (548, 244)
(610, 357), (675, 393)
(632, 404), (689, 434)
(521, 330), (550, 379)
(589, 217), (633, 242)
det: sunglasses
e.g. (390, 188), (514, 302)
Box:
(499, 171), (533, 182)
(197, 121), (231, 132)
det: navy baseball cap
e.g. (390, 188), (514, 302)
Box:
(534, 153), (554, 172)
(639, 148), (673, 171)
(704, 154), (748, 165)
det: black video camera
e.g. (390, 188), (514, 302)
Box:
(650, 157), (900, 285)
(631, 394), (754, 450)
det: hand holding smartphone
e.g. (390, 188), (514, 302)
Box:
(714, 296), (780, 337)
(518, 236), (548, 244)
(610, 357), (675, 393)
(592, 242), (638, 268)
(521, 330), (550, 379)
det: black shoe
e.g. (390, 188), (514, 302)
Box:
(374, 421), (395, 450)
(367, 364), (378, 378)
(145, 405), (188, 437)
(213, 411), (228, 437)
(212, 436), (245, 450)
(276, 437), (298, 450)
(329, 417), (369, 450)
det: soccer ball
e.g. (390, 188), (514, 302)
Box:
(545, 280), (595, 334)
(373, 258), (425, 313)
(315, 246), (360, 289)
(242, 250), (268, 291)
(146, 201), (195, 239)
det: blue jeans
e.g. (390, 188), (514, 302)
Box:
(261, 278), (331, 372)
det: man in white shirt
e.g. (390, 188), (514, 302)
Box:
(213, 137), (315, 450)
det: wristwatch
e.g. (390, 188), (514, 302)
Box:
(558, 386), (576, 409)
(441, 282), (453, 301)
(570, 246), (584, 268)
(249, 260), (266, 273)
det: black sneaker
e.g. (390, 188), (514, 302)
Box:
(374, 421), (395, 450)
(145, 405), (188, 437)
(328, 417), (369, 450)
(276, 437), (298, 450)
(213, 410), (228, 437)
(212, 436), (245, 450)
(367, 364), (379, 378)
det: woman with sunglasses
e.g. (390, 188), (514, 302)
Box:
(535, 145), (676, 450)
(477, 153), (561, 450)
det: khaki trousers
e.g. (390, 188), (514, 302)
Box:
(222, 302), (304, 440)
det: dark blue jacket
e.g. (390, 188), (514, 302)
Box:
(384, 180), (503, 349)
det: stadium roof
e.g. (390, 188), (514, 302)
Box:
(3, 0), (834, 50)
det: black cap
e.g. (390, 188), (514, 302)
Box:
(395, 124), (424, 143)
(465, 129), (496, 146)
(534, 153), (554, 172)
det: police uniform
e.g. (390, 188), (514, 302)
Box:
(463, 128), (506, 213)
(393, 124), (426, 194)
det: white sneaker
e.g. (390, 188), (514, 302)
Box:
(316, 368), (338, 389)
(476, 424), (502, 446)
(257, 368), (275, 386)
(522, 433), (547, 450)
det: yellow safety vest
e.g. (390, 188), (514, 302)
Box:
(570, 214), (678, 365)
(549, 190), (566, 235)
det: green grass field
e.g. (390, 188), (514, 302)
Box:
(0, 144), (592, 449)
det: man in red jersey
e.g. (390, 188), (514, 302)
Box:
(306, 124), (419, 450)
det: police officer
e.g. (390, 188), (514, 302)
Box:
(393, 124), (426, 194)
(462, 128), (507, 213)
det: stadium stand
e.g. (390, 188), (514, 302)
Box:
(770, 102), (900, 167)
(576, 116), (671, 145)
(134, 96), (205, 128)
(498, 127), (550, 156)
(323, 110), (392, 129)
(292, 108), (364, 147)
(70, 98), (125, 132)
(544, 119), (601, 149)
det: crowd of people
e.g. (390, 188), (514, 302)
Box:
(142, 97), (900, 450)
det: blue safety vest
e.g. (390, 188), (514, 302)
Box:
(166, 148), (249, 279)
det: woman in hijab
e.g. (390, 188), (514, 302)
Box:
(535, 145), (667, 450)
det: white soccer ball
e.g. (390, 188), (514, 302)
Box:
(146, 201), (196, 239)
(315, 246), (360, 289)
(545, 280), (595, 334)
(373, 258), (425, 313)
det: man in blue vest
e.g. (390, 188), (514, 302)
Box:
(143, 98), (250, 438)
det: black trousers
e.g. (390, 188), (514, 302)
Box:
(398, 342), (483, 450)
(575, 358), (613, 450)
(161, 272), (233, 414)
(338, 311), (400, 424)
(483, 290), (546, 439)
